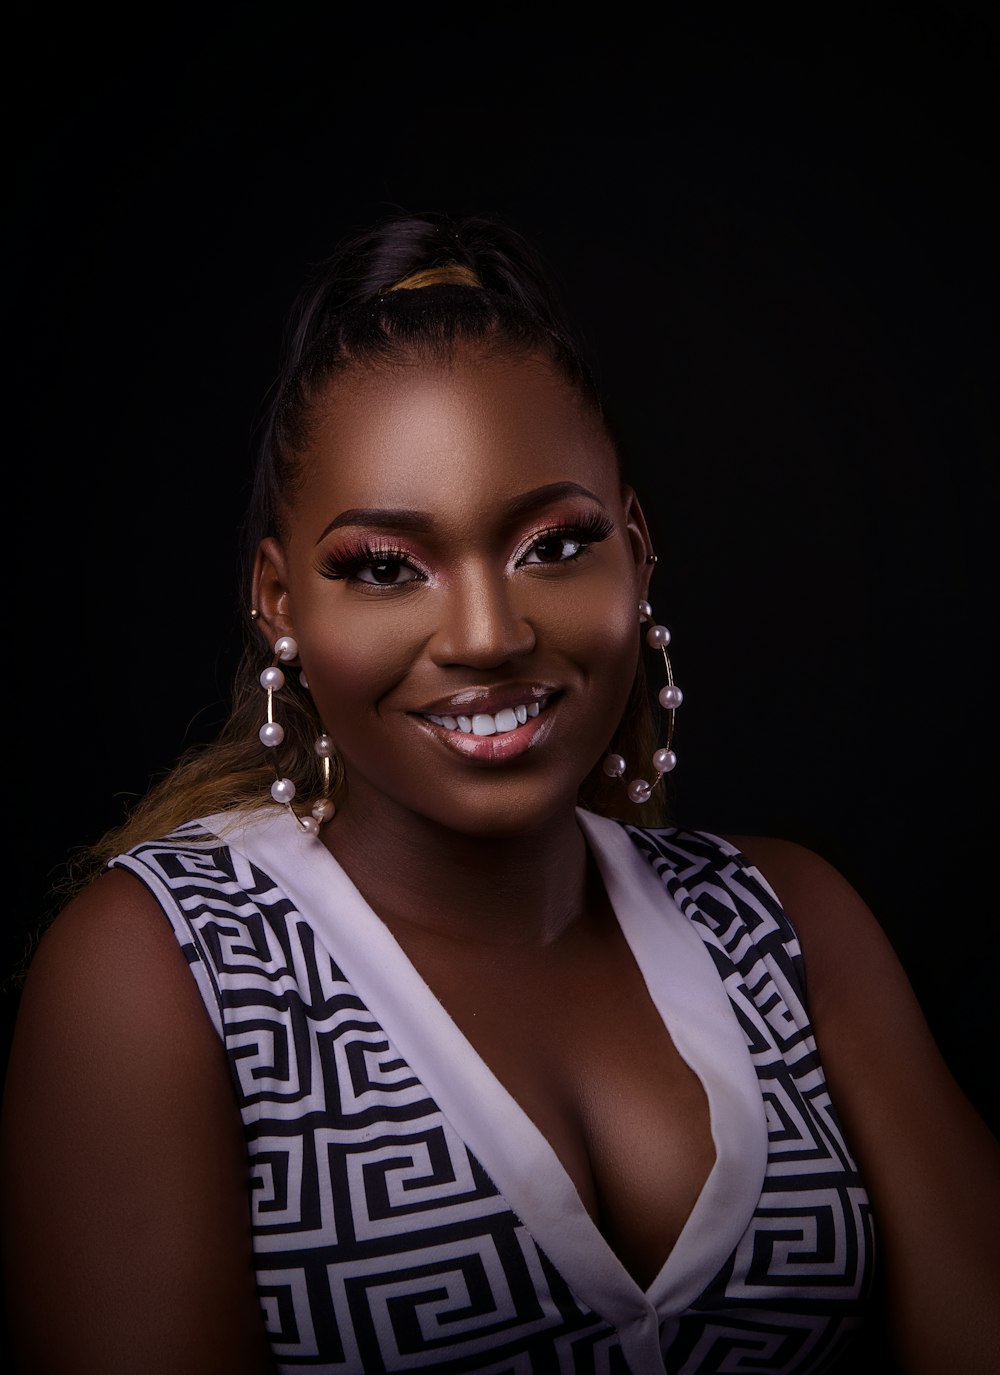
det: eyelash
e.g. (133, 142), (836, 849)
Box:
(317, 540), (423, 586)
(316, 511), (615, 587)
(515, 512), (615, 566)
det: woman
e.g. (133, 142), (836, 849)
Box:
(3, 213), (997, 1374)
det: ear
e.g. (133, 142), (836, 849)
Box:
(621, 485), (657, 599)
(252, 537), (296, 652)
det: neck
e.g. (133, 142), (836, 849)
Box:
(325, 796), (591, 948)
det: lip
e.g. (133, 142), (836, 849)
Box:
(411, 693), (558, 764)
(412, 684), (558, 717)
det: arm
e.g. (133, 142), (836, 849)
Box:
(1, 869), (275, 1374)
(727, 834), (1000, 1375)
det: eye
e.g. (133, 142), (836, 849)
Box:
(521, 534), (584, 564)
(355, 557), (420, 586)
(517, 512), (615, 567)
(316, 543), (426, 587)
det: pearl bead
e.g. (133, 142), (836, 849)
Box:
(299, 815), (320, 836)
(653, 748), (677, 774)
(659, 684), (683, 710)
(638, 600), (652, 622)
(628, 778), (652, 804)
(274, 636), (298, 662)
(602, 753), (627, 778)
(314, 734), (334, 757)
(259, 721), (285, 748)
(260, 666), (285, 691)
(271, 777), (296, 804)
(312, 799), (335, 822)
(299, 670), (309, 690)
(646, 624), (671, 649)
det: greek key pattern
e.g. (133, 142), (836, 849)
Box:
(116, 822), (874, 1372)
(623, 828), (874, 1372)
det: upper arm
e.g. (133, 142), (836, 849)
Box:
(726, 834), (1000, 1375)
(1, 868), (274, 1374)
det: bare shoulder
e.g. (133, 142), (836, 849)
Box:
(5, 861), (228, 1171)
(3, 872), (273, 1371)
(721, 832), (901, 1023)
(11, 864), (212, 1057)
(723, 832), (1000, 1375)
(721, 831), (869, 924)
(4, 861), (229, 1174)
(25, 864), (194, 986)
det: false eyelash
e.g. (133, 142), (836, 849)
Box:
(315, 510), (616, 582)
(316, 539), (423, 582)
(521, 510), (616, 553)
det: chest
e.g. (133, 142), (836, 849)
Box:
(139, 823), (877, 1372)
(397, 921), (716, 1289)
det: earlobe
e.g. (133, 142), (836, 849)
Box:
(252, 538), (295, 649)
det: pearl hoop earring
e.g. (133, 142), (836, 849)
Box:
(602, 600), (682, 804)
(259, 636), (336, 835)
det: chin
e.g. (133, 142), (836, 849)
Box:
(411, 775), (584, 843)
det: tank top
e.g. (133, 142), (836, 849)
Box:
(110, 807), (874, 1373)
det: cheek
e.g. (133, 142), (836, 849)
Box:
(546, 588), (642, 752)
(297, 623), (418, 736)
(558, 577), (640, 669)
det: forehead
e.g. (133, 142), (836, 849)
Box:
(295, 349), (619, 526)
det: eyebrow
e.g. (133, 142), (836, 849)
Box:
(313, 482), (608, 544)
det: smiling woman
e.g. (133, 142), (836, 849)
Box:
(2, 214), (997, 1375)
(253, 351), (649, 841)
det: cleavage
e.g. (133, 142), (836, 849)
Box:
(390, 902), (716, 1290)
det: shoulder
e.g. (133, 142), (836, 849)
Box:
(720, 833), (902, 1026)
(722, 832), (860, 905)
(5, 863), (240, 1203)
(720, 832), (873, 937)
(29, 865), (189, 978)
(617, 821), (805, 928)
(631, 823), (927, 1042)
(720, 837), (1000, 1373)
(2, 876), (273, 1372)
(12, 865), (220, 1077)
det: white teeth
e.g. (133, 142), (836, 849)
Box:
(424, 698), (549, 735)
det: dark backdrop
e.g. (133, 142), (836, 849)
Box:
(6, 0), (997, 1242)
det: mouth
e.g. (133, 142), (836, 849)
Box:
(412, 692), (558, 763)
(421, 697), (548, 736)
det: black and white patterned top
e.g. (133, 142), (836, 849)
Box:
(110, 808), (874, 1374)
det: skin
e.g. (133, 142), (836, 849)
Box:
(3, 344), (998, 1372)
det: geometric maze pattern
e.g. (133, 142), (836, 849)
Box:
(623, 827), (875, 1374)
(116, 821), (874, 1373)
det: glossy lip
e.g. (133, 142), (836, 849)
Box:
(413, 684), (557, 717)
(411, 694), (559, 764)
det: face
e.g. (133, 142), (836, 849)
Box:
(254, 346), (653, 843)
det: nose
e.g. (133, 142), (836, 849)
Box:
(428, 569), (536, 669)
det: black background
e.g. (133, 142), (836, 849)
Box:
(4, 6), (998, 1359)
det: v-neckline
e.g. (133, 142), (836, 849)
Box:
(206, 807), (768, 1327)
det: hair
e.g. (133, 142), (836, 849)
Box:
(57, 211), (670, 903)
